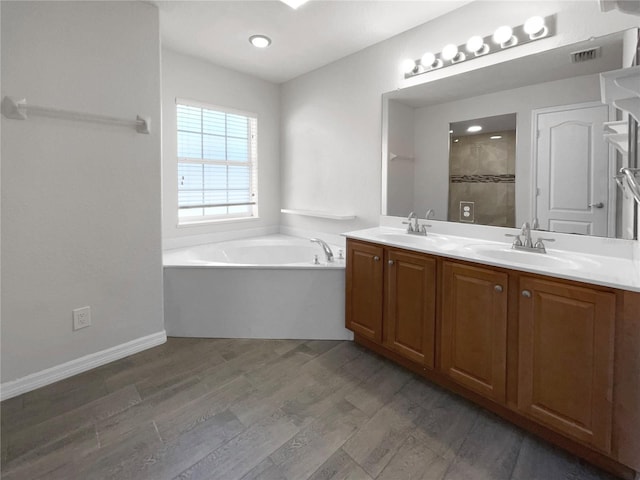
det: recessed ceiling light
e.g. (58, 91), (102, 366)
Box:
(249, 35), (271, 48)
(280, 0), (309, 9)
(453, 138), (460, 143)
(467, 125), (482, 133)
(490, 135), (503, 140)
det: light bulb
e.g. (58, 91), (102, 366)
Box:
(493, 25), (513, 45)
(467, 125), (482, 133)
(466, 36), (484, 53)
(442, 44), (458, 61)
(249, 35), (271, 48)
(421, 52), (436, 67)
(401, 58), (417, 74)
(524, 16), (545, 35)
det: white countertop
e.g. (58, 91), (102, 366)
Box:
(344, 226), (640, 293)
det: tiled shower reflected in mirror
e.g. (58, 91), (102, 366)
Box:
(448, 113), (517, 227)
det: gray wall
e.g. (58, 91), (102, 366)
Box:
(1, 1), (164, 383)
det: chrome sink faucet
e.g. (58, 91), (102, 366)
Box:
(403, 211), (431, 236)
(521, 222), (533, 248)
(505, 221), (555, 254)
(404, 211), (418, 233)
(310, 238), (334, 262)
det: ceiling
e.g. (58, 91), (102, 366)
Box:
(156, 0), (472, 84)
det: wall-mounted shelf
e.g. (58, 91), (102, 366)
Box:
(600, 66), (640, 122)
(389, 152), (414, 161)
(603, 120), (629, 157)
(281, 209), (356, 221)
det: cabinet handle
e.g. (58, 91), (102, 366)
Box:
(522, 290), (532, 298)
(388, 260), (394, 265)
(494, 285), (503, 293)
(373, 256), (380, 261)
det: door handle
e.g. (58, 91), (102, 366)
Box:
(388, 260), (394, 265)
(588, 202), (604, 208)
(522, 290), (532, 298)
(373, 256), (380, 262)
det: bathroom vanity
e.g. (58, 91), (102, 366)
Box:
(344, 226), (640, 479)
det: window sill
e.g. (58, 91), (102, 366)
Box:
(176, 216), (260, 229)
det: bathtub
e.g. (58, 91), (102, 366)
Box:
(163, 235), (353, 340)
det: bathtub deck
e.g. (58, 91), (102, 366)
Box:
(0, 338), (616, 480)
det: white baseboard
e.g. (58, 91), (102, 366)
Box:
(0, 331), (167, 401)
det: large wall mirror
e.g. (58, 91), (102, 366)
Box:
(382, 29), (639, 239)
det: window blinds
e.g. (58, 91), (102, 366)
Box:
(176, 102), (258, 221)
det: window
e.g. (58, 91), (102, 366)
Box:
(176, 100), (258, 223)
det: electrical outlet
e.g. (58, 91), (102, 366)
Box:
(459, 201), (475, 223)
(73, 306), (91, 330)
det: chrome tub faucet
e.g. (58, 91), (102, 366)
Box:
(310, 238), (334, 262)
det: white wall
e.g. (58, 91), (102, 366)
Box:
(280, 0), (640, 236)
(161, 49), (281, 249)
(1, 2), (164, 385)
(412, 73), (604, 226)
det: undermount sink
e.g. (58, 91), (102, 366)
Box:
(464, 244), (582, 270)
(374, 232), (454, 247)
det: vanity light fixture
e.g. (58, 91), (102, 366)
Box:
(401, 58), (418, 75)
(466, 35), (489, 56)
(524, 16), (547, 39)
(421, 52), (443, 70)
(442, 44), (465, 63)
(467, 125), (482, 133)
(402, 15), (554, 79)
(249, 35), (271, 48)
(493, 25), (517, 48)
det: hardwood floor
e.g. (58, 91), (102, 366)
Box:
(0, 338), (619, 480)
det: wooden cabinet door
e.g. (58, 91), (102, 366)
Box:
(346, 240), (384, 343)
(517, 276), (615, 453)
(441, 261), (508, 403)
(384, 248), (436, 368)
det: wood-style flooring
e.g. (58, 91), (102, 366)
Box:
(0, 338), (618, 480)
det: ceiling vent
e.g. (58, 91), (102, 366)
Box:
(570, 47), (601, 63)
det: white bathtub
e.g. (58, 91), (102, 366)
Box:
(163, 235), (352, 340)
